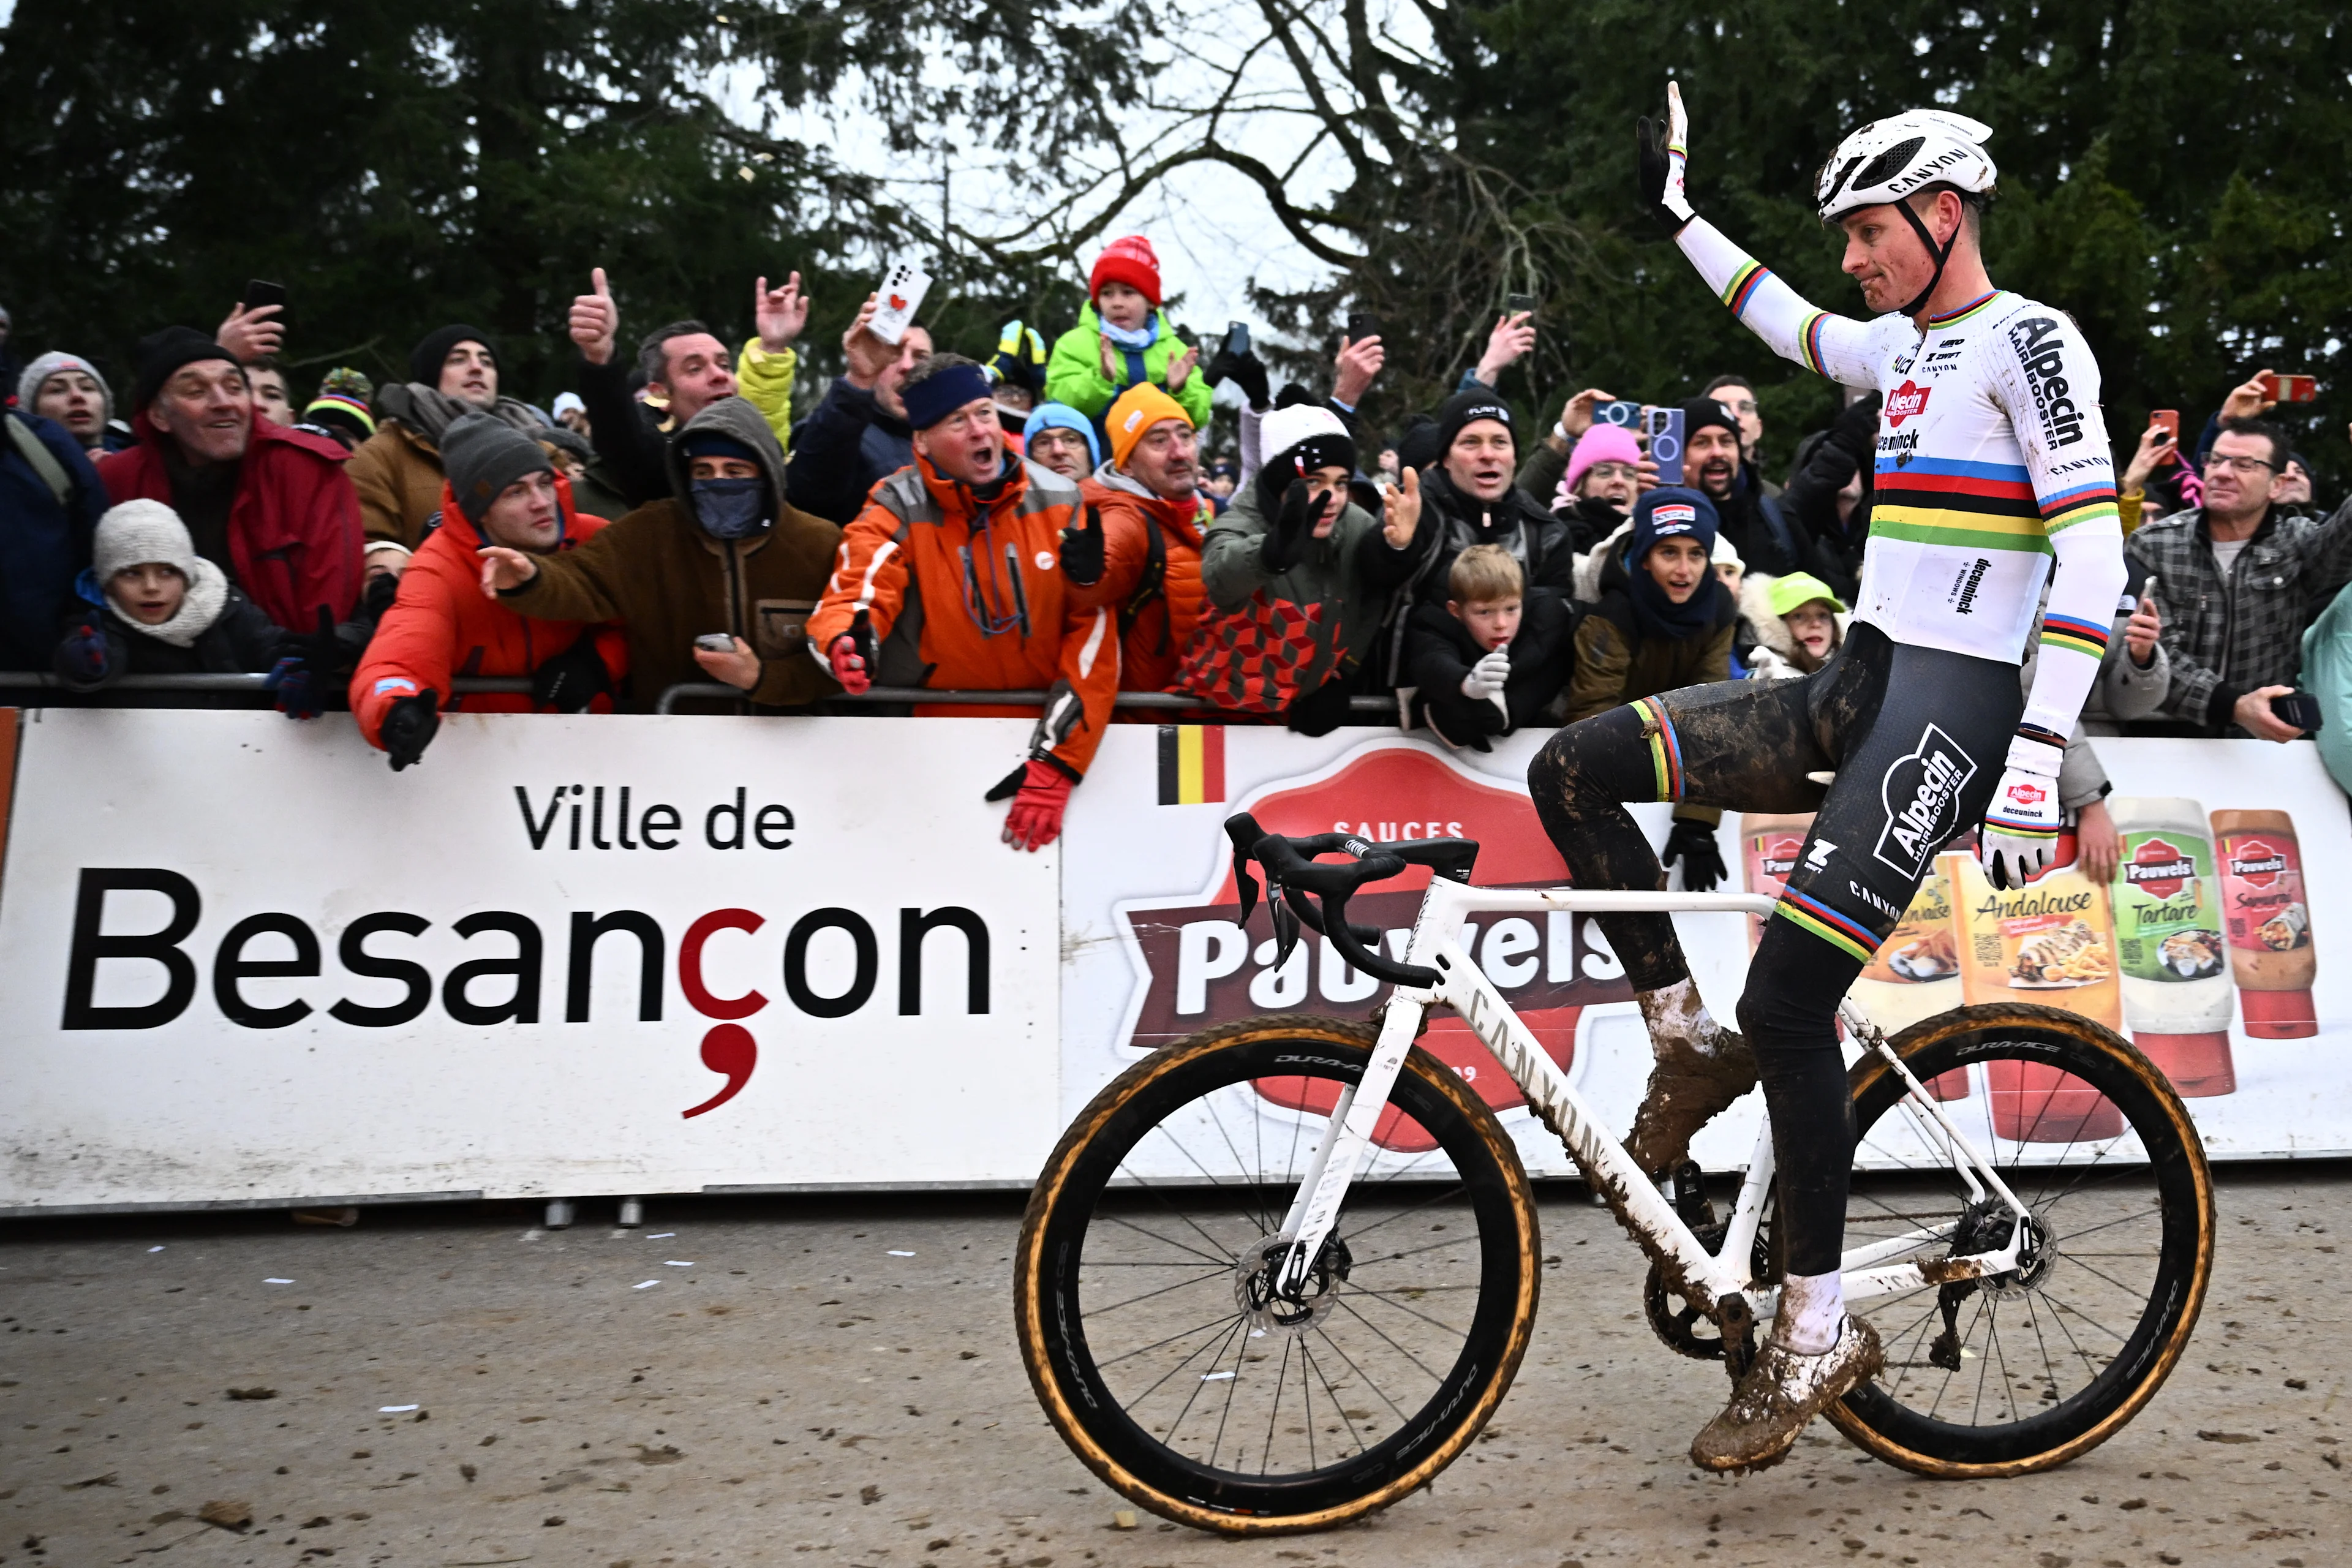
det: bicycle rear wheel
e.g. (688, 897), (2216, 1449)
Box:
(1826, 1001), (2214, 1477)
(1014, 1014), (1539, 1534)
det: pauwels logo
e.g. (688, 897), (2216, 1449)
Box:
(1883, 379), (1932, 426)
(1874, 725), (1980, 877)
(2007, 315), (2086, 448)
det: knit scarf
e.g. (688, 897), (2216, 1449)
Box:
(1623, 543), (1725, 642)
(111, 557), (231, 648)
(383, 383), (546, 445)
(1099, 315), (1160, 353)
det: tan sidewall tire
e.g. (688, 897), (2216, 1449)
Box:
(1012, 1013), (1542, 1534)
(1825, 1001), (2216, 1479)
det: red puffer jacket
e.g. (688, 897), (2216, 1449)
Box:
(349, 477), (627, 748)
(97, 412), (364, 633)
(1081, 472), (1209, 693)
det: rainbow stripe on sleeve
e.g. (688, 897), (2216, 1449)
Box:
(2038, 612), (2112, 660)
(2039, 477), (2122, 533)
(1721, 261), (1770, 318)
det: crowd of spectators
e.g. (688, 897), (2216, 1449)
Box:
(3, 235), (2348, 854)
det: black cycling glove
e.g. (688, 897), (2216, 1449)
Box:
(532, 638), (612, 713)
(1257, 479), (1316, 574)
(1661, 816), (1726, 893)
(1060, 503), (1106, 588)
(382, 691), (440, 771)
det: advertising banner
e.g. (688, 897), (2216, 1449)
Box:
(0, 709), (1060, 1211)
(2, 709), (2348, 1214)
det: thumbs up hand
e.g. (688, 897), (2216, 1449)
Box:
(570, 266), (619, 366)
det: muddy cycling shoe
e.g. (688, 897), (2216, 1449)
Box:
(1624, 1024), (1759, 1176)
(1690, 1314), (1884, 1473)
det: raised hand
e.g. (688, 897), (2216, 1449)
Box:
(216, 302), (285, 364)
(570, 267), (619, 366)
(842, 293), (891, 388)
(1382, 466), (1422, 548)
(1166, 343), (1200, 392)
(478, 544), (540, 598)
(1635, 80), (1697, 234)
(1334, 334), (1385, 407)
(755, 272), (809, 352)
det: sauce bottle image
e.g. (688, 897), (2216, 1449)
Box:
(2210, 809), (2317, 1038)
(2109, 797), (2236, 1096)
(1951, 850), (2124, 1142)
(1739, 812), (1815, 951)
(1852, 857), (1969, 1099)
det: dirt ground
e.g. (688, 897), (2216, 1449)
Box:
(1, 1165), (2345, 1568)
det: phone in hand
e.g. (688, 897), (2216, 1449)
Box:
(1345, 311), (1380, 344)
(1223, 320), (1250, 359)
(694, 633), (737, 654)
(868, 260), (932, 346)
(2271, 690), (2324, 733)
(1644, 405), (1686, 484)
(1502, 292), (1537, 319)
(2150, 409), (2179, 443)
(241, 279), (287, 313)
(2256, 372), (2320, 404)
(1593, 399), (1642, 429)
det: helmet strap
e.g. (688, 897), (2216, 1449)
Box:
(1894, 195), (1960, 320)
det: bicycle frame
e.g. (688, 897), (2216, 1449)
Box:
(1267, 875), (2037, 1316)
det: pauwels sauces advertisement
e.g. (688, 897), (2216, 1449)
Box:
(0, 709), (1060, 1210)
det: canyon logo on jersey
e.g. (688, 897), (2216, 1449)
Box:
(2007, 315), (2087, 448)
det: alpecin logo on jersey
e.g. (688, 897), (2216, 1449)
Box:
(2008, 315), (2087, 448)
(1875, 724), (1980, 878)
(1884, 380), (1932, 426)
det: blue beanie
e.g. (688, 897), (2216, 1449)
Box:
(1023, 402), (1102, 468)
(901, 360), (995, 431)
(1627, 486), (1719, 564)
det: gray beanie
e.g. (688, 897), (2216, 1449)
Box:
(442, 412), (554, 524)
(94, 500), (200, 583)
(18, 351), (111, 421)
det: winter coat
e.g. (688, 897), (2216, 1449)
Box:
(1708, 469), (1807, 579)
(350, 475), (627, 747)
(500, 396), (839, 713)
(1401, 466), (1578, 608)
(1551, 494), (1629, 555)
(97, 412), (363, 635)
(53, 570), (287, 701)
(2124, 497), (2352, 734)
(1080, 466), (1212, 693)
(1044, 304), (1215, 431)
(1194, 479), (1420, 706)
(807, 451), (1117, 775)
(1, 410), (104, 671)
(1563, 548), (1737, 723)
(345, 387), (549, 559)
(577, 339), (797, 510)
(1402, 594), (1574, 752)
(785, 374), (914, 526)
(1781, 412), (1875, 604)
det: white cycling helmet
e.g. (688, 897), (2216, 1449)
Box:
(1814, 110), (1997, 222)
(1815, 110), (1997, 315)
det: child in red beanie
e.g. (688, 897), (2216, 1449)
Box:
(1045, 235), (1214, 431)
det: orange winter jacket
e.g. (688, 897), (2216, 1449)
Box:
(350, 477), (627, 748)
(807, 453), (1117, 777)
(1080, 470), (1210, 693)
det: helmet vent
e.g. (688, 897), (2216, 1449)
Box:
(1853, 136), (1927, 190)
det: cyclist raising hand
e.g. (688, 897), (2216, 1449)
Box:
(1528, 83), (2125, 1471)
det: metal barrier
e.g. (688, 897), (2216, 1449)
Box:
(0, 671), (1401, 718)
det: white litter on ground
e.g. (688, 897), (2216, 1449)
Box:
(887, 1250), (916, 1257)
(647, 1232), (677, 1238)
(633, 1280), (661, 1289)
(263, 1278), (294, 1284)
(663, 1261), (695, 1267)
(1201, 1371), (1235, 1381)
(148, 1246), (165, 1253)
(379, 1404), (419, 1413)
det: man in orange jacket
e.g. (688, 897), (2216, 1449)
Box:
(1082, 383), (1212, 694)
(351, 415), (625, 768)
(807, 353), (1115, 851)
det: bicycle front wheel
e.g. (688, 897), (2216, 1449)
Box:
(1827, 1001), (2215, 1478)
(1014, 1014), (1539, 1534)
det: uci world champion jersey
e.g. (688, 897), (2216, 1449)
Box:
(1678, 221), (2122, 675)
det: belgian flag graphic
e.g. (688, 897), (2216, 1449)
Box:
(1156, 724), (1226, 805)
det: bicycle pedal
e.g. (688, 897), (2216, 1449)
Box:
(1668, 1159), (1717, 1230)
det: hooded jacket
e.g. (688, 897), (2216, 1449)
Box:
(345, 385), (548, 559)
(1044, 304), (1215, 430)
(1, 410), (104, 671)
(1080, 464), (1212, 692)
(1403, 594), (1574, 752)
(807, 447), (1117, 777)
(350, 475), (626, 746)
(96, 410), (363, 635)
(498, 396), (840, 712)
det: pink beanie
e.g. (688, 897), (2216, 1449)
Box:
(1559, 423), (1644, 502)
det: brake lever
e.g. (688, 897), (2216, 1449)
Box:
(1223, 813), (1265, 924)
(1324, 883), (1442, 990)
(1270, 884), (1300, 968)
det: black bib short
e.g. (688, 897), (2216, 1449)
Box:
(1526, 623), (2022, 1274)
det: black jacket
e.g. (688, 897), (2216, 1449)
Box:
(786, 377), (915, 526)
(1708, 466), (1807, 578)
(1404, 466), (1579, 605)
(1403, 594), (1575, 751)
(55, 586), (290, 703)
(1782, 394), (1879, 601)
(575, 354), (674, 509)
(1551, 494), (1629, 554)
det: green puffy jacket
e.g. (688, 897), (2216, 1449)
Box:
(1044, 303), (1215, 428)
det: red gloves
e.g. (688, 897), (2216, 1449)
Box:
(994, 758), (1074, 852)
(826, 633), (872, 695)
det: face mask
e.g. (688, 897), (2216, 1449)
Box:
(692, 477), (767, 540)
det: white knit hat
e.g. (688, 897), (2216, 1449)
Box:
(94, 500), (200, 584)
(18, 351), (111, 421)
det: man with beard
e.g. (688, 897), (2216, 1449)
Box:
(1680, 394), (1806, 577)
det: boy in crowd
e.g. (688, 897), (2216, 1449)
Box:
(1044, 236), (1213, 431)
(1404, 542), (1572, 752)
(53, 500), (290, 695)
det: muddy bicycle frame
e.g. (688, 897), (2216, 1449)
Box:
(1264, 877), (2038, 1320)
